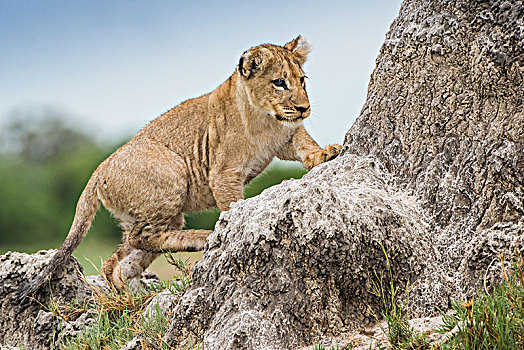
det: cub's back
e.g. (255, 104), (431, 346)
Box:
(137, 93), (213, 159)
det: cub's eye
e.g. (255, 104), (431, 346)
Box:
(272, 79), (287, 89)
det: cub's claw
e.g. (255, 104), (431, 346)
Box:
(323, 144), (342, 161)
(303, 144), (343, 170)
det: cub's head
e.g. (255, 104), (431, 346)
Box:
(238, 35), (311, 124)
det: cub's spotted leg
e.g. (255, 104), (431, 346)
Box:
(111, 243), (160, 291)
(104, 211), (211, 289)
(102, 221), (211, 290)
(126, 210), (211, 255)
(114, 224), (210, 290)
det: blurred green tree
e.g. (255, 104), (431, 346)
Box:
(0, 109), (120, 250)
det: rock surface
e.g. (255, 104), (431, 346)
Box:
(343, 0), (524, 306)
(166, 155), (434, 349)
(297, 315), (449, 350)
(0, 250), (92, 350)
(166, 0), (523, 348)
(0, 251), (163, 349)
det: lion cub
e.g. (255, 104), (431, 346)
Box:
(20, 35), (341, 296)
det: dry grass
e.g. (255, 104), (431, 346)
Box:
(48, 253), (195, 349)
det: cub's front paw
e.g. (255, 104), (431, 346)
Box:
(303, 144), (342, 170)
(323, 144), (342, 161)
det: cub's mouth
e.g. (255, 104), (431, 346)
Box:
(275, 114), (305, 123)
(273, 105), (310, 123)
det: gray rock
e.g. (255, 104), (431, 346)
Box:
(85, 269), (162, 294)
(165, 155), (436, 349)
(120, 337), (142, 350)
(0, 250), (163, 349)
(343, 0), (524, 307)
(143, 289), (180, 319)
(0, 250), (92, 349)
(297, 315), (448, 350)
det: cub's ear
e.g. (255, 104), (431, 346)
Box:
(238, 48), (270, 79)
(284, 35), (311, 65)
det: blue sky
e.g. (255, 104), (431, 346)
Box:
(0, 1), (402, 146)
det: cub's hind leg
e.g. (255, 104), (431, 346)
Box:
(102, 220), (160, 290)
(102, 221), (132, 284)
(110, 243), (159, 291)
(101, 212), (211, 290)
(129, 226), (212, 253)
(96, 140), (188, 289)
(128, 212), (212, 253)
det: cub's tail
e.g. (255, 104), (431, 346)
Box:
(17, 175), (101, 301)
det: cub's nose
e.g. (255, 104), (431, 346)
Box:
(295, 105), (310, 113)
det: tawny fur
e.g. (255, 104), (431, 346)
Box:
(18, 35), (341, 297)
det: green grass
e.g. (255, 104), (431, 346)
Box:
(369, 245), (430, 350)
(367, 248), (524, 350)
(437, 253), (524, 350)
(54, 254), (195, 350)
